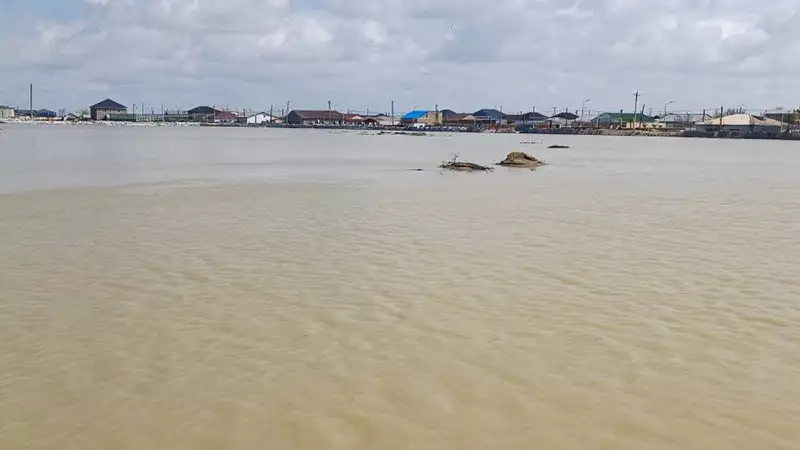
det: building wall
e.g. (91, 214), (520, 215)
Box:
(422, 112), (442, 125)
(247, 114), (275, 125)
(0, 108), (15, 119)
(695, 124), (781, 136)
(189, 113), (216, 122)
(164, 112), (191, 122)
(286, 111), (344, 125)
(374, 116), (397, 127)
(92, 108), (126, 120)
(106, 113), (137, 122)
(286, 112), (305, 125)
(662, 121), (696, 130)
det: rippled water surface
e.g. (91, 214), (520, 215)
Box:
(1, 125), (799, 449)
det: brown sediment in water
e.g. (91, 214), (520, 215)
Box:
(496, 151), (546, 168)
(439, 161), (494, 172)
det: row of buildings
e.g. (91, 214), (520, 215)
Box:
(393, 108), (793, 137)
(3, 98), (796, 137)
(0, 105), (59, 119)
(589, 111), (790, 136)
(85, 99), (282, 124)
(283, 108), (578, 128)
(0, 99), (283, 124)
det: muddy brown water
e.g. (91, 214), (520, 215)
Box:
(1, 126), (799, 449)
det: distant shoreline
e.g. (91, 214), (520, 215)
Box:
(3, 119), (800, 140)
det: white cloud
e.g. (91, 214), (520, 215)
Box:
(2, 0), (800, 114)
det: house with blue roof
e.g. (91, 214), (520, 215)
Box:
(399, 110), (442, 126)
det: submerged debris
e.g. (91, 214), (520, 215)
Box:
(440, 161), (494, 171)
(496, 151), (546, 168)
(547, 144), (569, 149)
(378, 130), (428, 136)
(439, 153), (494, 172)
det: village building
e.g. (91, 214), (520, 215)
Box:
(286, 110), (346, 125)
(187, 106), (221, 122)
(399, 110), (442, 126)
(0, 105), (15, 119)
(693, 114), (784, 137)
(591, 112), (656, 128)
(656, 113), (712, 130)
(360, 114), (397, 127)
(89, 99), (127, 120)
(245, 112), (278, 125)
(441, 112), (476, 126)
(472, 108), (507, 125)
(507, 111), (548, 125)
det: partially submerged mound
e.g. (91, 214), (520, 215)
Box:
(439, 160), (494, 171)
(548, 144), (569, 149)
(496, 151), (546, 168)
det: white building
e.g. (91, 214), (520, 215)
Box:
(0, 105), (15, 119)
(371, 114), (399, 127)
(246, 112), (279, 125)
(694, 114), (784, 137)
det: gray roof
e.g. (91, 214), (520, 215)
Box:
(290, 110), (345, 120)
(188, 106), (221, 115)
(0, 105), (14, 110)
(472, 108), (505, 118)
(90, 99), (126, 110)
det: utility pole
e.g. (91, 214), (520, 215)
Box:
(328, 100), (331, 123)
(29, 83), (33, 119)
(581, 98), (590, 121)
(435, 104), (439, 125)
(632, 91), (640, 129)
(391, 100), (394, 126)
(641, 104), (646, 129)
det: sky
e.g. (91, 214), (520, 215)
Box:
(1, 0), (799, 115)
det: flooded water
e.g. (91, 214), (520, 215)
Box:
(1, 125), (799, 449)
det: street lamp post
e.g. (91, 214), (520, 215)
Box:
(581, 98), (591, 122)
(663, 101), (673, 119)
